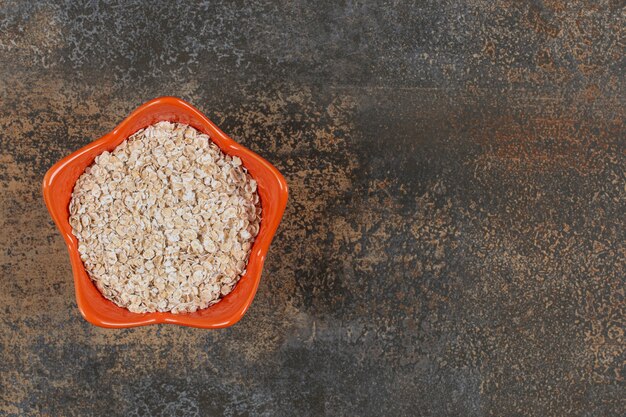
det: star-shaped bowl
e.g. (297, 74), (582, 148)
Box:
(42, 97), (288, 328)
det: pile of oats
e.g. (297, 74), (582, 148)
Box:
(69, 121), (261, 313)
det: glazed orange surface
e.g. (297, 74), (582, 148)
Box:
(42, 97), (288, 328)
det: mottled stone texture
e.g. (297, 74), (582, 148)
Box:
(0, 1), (624, 416)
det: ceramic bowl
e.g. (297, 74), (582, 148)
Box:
(42, 97), (288, 328)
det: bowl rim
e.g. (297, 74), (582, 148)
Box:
(42, 96), (288, 328)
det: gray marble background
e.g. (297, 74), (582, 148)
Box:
(0, 1), (624, 416)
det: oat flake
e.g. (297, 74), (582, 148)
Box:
(69, 122), (261, 313)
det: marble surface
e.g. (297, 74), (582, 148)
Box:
(0, 1), (624, 416)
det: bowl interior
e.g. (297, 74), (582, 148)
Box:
(43, 97), (287, 328)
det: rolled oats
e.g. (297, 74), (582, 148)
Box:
(69, 122), (262, 314)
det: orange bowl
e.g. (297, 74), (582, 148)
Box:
(42, 97), (288, 328)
